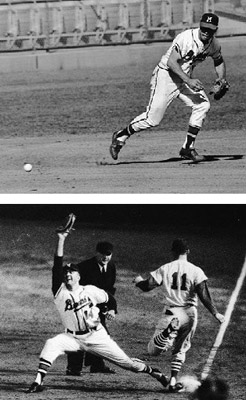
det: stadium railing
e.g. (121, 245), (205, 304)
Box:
(0, 0), (214, 51)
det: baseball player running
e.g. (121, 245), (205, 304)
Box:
(133, 238), (225, 393)
(110, 13), (229, 162)
(27, 223), (169, 393)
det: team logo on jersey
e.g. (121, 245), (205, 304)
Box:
(182, 50), (208, 64)
(182, 50), (194, 61)
(65, 297), (93, 312)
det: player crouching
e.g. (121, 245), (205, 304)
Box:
(26, 215), (168, 393)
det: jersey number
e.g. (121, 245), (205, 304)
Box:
(171, 273), (187, 291)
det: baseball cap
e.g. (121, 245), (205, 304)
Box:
(171, 238), (189, 255)
(96, 241), (113, 255)
(63, 263), (80, 272)
(200, 13), (219, 31)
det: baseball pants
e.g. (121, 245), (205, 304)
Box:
(130, 66), (210, 131)
(148, 305), (197, 364)
(40, 325), (146, 372)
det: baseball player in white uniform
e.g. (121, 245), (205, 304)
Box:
(133, 238), (225, 393)
(110, 12), (228, 163)
(27, 230), (169, 393)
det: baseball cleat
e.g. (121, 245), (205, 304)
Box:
(157, 374), (169, 388)
(149, 367), (169, 387)
(109, 131), (125, 160)
(179, 147), (205, 162)
(26, 382), (44, 393)
(168, 376), (184, 393)
(169, 382), (184, 393)
(165, 317), (179, 343)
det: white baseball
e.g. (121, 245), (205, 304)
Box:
(24, 163), (32, 172)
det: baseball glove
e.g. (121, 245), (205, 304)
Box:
(209, 78), (229, 100)
(55, 213), (76, 234)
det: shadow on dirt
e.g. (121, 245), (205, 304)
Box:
(1, 381), (166, 394)
(106, 154), (244, 165)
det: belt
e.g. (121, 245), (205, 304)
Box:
(66, 327), (96, 336)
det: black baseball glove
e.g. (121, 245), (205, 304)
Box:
(56, 213), (76, 234)
(209, 78), (230, 100)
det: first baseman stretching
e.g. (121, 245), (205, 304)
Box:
(133, 238), (225, 393)
(27, 228), (169, 393)
(110, 13), (229, 163)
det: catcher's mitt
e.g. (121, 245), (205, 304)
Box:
(209, 78), (229, 100)
(56, 213), (76, 234)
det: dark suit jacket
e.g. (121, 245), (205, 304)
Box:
(76, 257), (117, 314)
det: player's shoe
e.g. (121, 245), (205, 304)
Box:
(169, 382), (184, 393)
(165, 317), (179, 343)
(168, 376), (184, 392)
(109, 130), (125, 160)
(148, 367), (169, 387)
(179, 147), (205, 162)
(26, 382), (44, 393)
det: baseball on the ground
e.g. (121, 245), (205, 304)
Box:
(24, 163), (32, 172)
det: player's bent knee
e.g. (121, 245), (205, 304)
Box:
(147, 340), (163, 356)
(200, 100), (210, 114)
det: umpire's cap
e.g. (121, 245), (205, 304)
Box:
(171, 238), (189, 255)
(200, 13), (219, 30)
(63, 263), (80, 273)
(96, 241), (113, 255)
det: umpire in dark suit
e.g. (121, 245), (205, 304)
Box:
(66, 241), (117, 375)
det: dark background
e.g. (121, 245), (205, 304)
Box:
(0, 204), (246, 229)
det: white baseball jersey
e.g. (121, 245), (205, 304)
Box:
(54, 284), (108, 331)
(159, 28), (222, 75)
(150, 259), (207, 307)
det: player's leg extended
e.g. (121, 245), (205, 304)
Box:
(178, 88), (210, 162)
(27, 333), (80, 393)
(109, 67), (178, 160)
(169, 307), (197, 392)
(83, 326), (169, 387)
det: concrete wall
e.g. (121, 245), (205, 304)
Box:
(0, 35), (245, 74)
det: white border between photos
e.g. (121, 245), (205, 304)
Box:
(0, 194), (245, 204)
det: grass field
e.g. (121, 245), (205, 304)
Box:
(0, 38), (245, 192)
(0, 208), (245, 399)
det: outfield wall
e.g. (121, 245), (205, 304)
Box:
(0, 34), (245, 74)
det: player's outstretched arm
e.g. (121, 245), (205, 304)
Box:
(196, 281), (224, 323)
(55, 232), (68, 257)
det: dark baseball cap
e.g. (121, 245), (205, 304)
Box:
(200, 13), (219, 30)
(171, 238), (189, 255)
(96, 241), (113, 255)
(63, 263), (80, 272)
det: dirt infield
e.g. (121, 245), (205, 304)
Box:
(1, 129), (245, 193)
(0, 216), (245, 399)
(0, 38), (245, 193)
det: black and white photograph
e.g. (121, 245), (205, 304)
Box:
(0, 0), (246, 399)
(0, 0), (245, 193)
(0, 204), (245, 399)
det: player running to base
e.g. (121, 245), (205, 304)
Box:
(27, 219), (168, 393)
(133, 238), (225, 393)
(110, 13), (229, 162)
